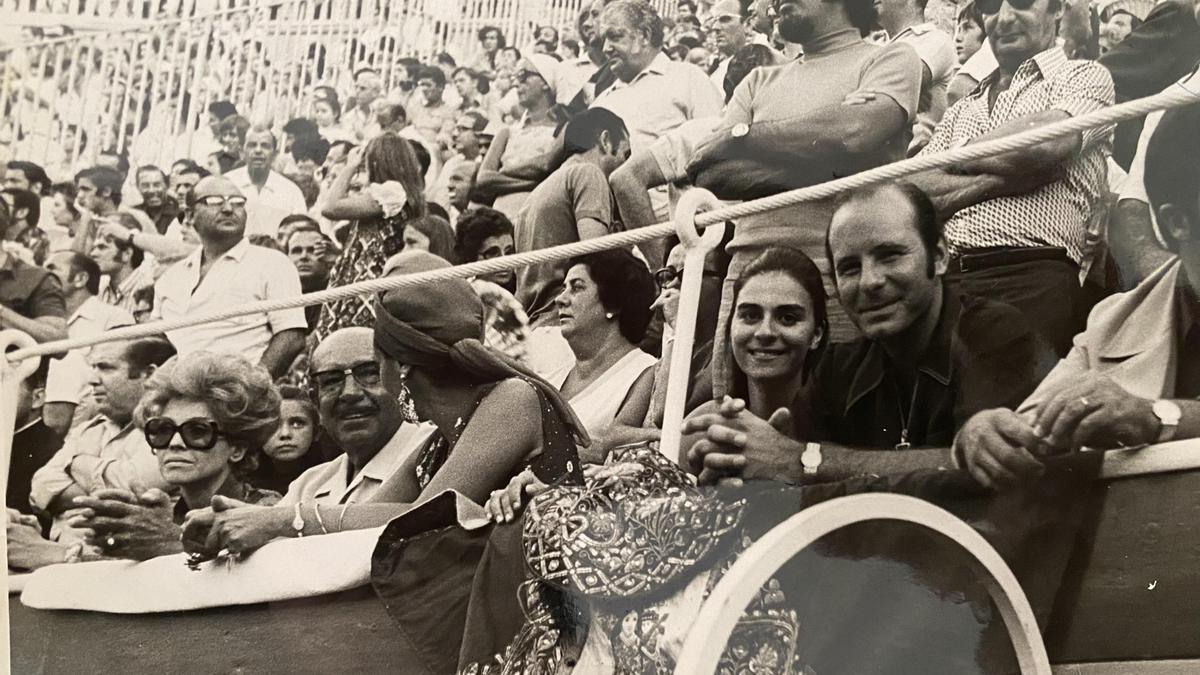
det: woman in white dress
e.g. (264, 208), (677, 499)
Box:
(546, 249), (659, 453)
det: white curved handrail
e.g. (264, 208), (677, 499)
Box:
(674, 493), (1051, 675)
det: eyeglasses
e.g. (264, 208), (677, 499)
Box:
(144, 417), (228, 451)
(312, 361), (383, 396)
(288, 244), (327, 257)
(195, 195), (248, 208)
(975, 0), (1036, 14)
(653, 265), (722, 289)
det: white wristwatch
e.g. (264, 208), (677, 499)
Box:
(801, 442), (822, 476)
(1152, 400), (1182, 443)
(731, 122), (750, 138)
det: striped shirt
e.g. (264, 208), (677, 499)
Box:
(920, 47), (1115, 264)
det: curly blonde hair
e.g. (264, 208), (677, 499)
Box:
(135, 352), (282, 478)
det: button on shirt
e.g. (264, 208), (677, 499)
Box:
(919, 47), (1115, 264)
(278, 422), (437, 506)
(152, 239), (307, 363)
(223, 167), (308, 238)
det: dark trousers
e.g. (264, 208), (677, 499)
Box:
(944, 253), (1088, 358)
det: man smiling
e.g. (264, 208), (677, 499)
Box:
(686, 183), (1051, 484)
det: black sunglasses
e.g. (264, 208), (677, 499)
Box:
(975, 0), (1036, 14)
(312, 361), (383, 396)
(144, 417), (228, 451)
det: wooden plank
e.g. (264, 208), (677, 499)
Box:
(1046, 470), (1200, 662)
(1053, 660), (1200, 674)
(9, 586), (417, 673)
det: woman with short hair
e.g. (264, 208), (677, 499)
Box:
(311, 86), (355, 144)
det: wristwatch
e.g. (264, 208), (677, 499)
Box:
(731, 122), (750, 138)
(1152, 400), (1182, 443)
(801, 442), (822, 477)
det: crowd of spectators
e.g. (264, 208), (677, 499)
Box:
(4, 0), (1200, 670)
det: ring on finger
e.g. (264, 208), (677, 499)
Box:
(1079, 397), (1090, 407)
(105, 536), (116, 548)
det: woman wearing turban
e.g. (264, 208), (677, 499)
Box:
(181, 251), (584, 556)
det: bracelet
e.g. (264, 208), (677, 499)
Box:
(291, 503), (306, 538)
(313, 504), (329, 535)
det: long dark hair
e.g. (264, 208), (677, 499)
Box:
(365, 133), (426, 224)
(730, 248), (829, 393)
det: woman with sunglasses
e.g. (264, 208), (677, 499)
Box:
(475, 55), (563, 223)
(31, 353), (284, 566)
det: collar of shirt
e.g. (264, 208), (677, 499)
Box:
(887, 22), (937, 42)
(69, 295), (107, 327)
(972, 45), (1068, 100)
(0, 251), (17, 277)
(183, 237), (250, 270)
(608, 52), (673, 91)
(313, 422), (429, 502)
(842, 285), (959, 416)
(14, 415), (43, 435)
(84, 414), (139, 445)
(227, 167), (288, 197)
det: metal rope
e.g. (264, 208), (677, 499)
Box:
(6, 85), (1198, 364)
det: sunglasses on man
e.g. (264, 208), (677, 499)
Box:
(144, 417), (231, 451)
(975, 0), (1038, 14)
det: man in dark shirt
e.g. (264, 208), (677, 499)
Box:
(130, 165), (180, 235)
(7, 360), (63, 514)
(686, 182), (1049, 484)
(0, 200), (67, 344)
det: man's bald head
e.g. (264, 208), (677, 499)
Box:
(311, 327), (375, 373)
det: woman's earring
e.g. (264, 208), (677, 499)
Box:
(396, 366), (419, 423)
(606, 312), (615, 320)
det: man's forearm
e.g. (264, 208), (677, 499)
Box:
(0, 308), (67, 343)
(259, 329), (305, 378)
(908, 170), (1009, 221)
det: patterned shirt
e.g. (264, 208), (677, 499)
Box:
(920, 47), (1115, 264)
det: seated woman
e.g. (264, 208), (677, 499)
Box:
(250, 386), (326, 495)
(546, 250), (659, 453)
(180, 250), (585, 559)
(11, 353), (283, 567)
(680, 248), (828, 474)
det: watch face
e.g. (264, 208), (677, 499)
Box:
(732, 123), (749, 138)
(1154, 400), (1182, 424)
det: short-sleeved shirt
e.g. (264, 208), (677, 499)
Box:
(590, 52), (723, 153)
(223, 167), (309, 238)
(0, 252), (65, 321)
(408, 97), (457, 147)
(810, 286), (1049, 449)
(515, 157), (615, 323)
(152, 238), (307, 363)
(30, 415), (169, 515)
(919, 47), (1115, 264)
(890, 23), (956, 125)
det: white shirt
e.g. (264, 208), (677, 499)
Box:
(590, 53), (724, 153)
(890, 22), (956, 123)
(152, 238), (308, 363)
(278, 422), (438, 506)
(223, 167), (308, 238)
(44, 297), (136, 407)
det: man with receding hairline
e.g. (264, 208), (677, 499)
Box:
(223, 127), (307, 238)
(152, 176), (307, 376)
